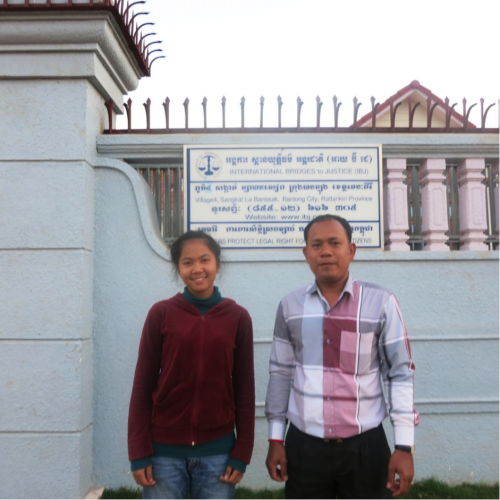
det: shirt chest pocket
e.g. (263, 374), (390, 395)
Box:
(339, 331), (377, 375)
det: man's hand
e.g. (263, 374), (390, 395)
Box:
(219, 466), (244, 484)
(387, 450), (414, 497)
(265, 441), (288, 482)
(132, 465), (156, 487)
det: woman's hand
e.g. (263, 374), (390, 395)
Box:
(219, 466), (244, 484)
(132, 465), (156, 487)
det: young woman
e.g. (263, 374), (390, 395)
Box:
(128, 231), (255, 499)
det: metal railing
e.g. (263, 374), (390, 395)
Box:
(404, 162), (497, 251)
(445, 164), (461, 250)
(136, 166), (183, 243)
(406, 164), (424, 250)
(484, 163), (499, 250)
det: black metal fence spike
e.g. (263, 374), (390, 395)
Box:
(426, 97), (431, 131)
(143, 98), (151, 132)
(123, 1), (145, 22)
(316, 96), (323, 130)
(429, 102), (439, 131)
(124, 97), (132, 132)
(149, 56), (165, 72)
(498, 99), (500, 132)
(136, 22), (155, 44)
(462, 98), (467, 129)
(221, 96), (226, 130)
(144, 40), (161, 50)
(162, 97), (170, 132)
(389, 97), (402, 131)
(465, 101), (477, 129)
(409, 101), (420, 131)
(240, 97), (246, 130)
(480, 98), (496, 129)
(370, 96), (379, 131)
(352, 97), (362, 130)
(139, 32), (157, 48)
(105, 99), (114, 134)
(445, 98), (458, 131)
(260, 96), (265, 128)
(333, 95), (342, 130)
(426, 97), (439, 131)
(183, 98), (189, 131)
(277, 96), (283, 129)
(137, 22), (155, 31)
(128, 11), (148, 30)
(444, 97), (450, 130)
(296, 97), (303, 129)
(202, 97), (207, 130)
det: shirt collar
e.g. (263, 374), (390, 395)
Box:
(306, 273), (355, 301)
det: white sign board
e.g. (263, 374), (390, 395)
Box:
(184, 145), (383, 249)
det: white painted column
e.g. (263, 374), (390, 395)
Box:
(0, 8), (143, 499)
(420, 159), (449, 251)
(492, 161), (499, 234)
(383, 159), (409, 250)
(457, 159), (488, 250)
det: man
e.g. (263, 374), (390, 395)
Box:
(265, 214), (418, 499)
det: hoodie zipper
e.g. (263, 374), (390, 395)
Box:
(191, 314), (205, 445)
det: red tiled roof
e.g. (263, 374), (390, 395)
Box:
(354, 80), (476, 128)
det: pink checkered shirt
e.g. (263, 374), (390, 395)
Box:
(265, 274), (419, 446)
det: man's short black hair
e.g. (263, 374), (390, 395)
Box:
(303, 214), (352, 244)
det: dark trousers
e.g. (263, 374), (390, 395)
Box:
(285, 423), (392, 499)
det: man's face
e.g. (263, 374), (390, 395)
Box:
(302, 220), (356, 286)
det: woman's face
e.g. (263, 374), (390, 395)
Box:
(178, 239), (220, 298)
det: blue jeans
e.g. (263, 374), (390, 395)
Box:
(143, 454), (236, 499)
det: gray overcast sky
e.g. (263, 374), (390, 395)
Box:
(118, 0), (500, 130)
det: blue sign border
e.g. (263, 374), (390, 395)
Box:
(184, 145), (383, 250)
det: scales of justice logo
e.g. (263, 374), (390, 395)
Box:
(195, 152), (222, 178)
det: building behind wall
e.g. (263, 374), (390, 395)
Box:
(0, 1), (498, 498)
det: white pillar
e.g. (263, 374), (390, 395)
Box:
(0, 6), (144, 499)
(383, 159), (409, 250)
(420, 159), (449, 251)
(457, 159), (488, 250)
(492, 161), (499, 234)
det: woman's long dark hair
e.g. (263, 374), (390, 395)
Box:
(170, 230), (221, 271)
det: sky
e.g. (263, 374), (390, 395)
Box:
(117, 0), (500, 130)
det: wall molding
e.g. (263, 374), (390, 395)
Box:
(0, 423), (92, 435)
(97, 133), (499, 157)
(95, 157), (171, 261)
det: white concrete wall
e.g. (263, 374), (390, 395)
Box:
(92, 159), (499, 491)
(0, 80), (99, 499)
(0, 9), (143, 499)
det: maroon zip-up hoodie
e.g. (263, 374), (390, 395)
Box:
(128, 294), (255, 465)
